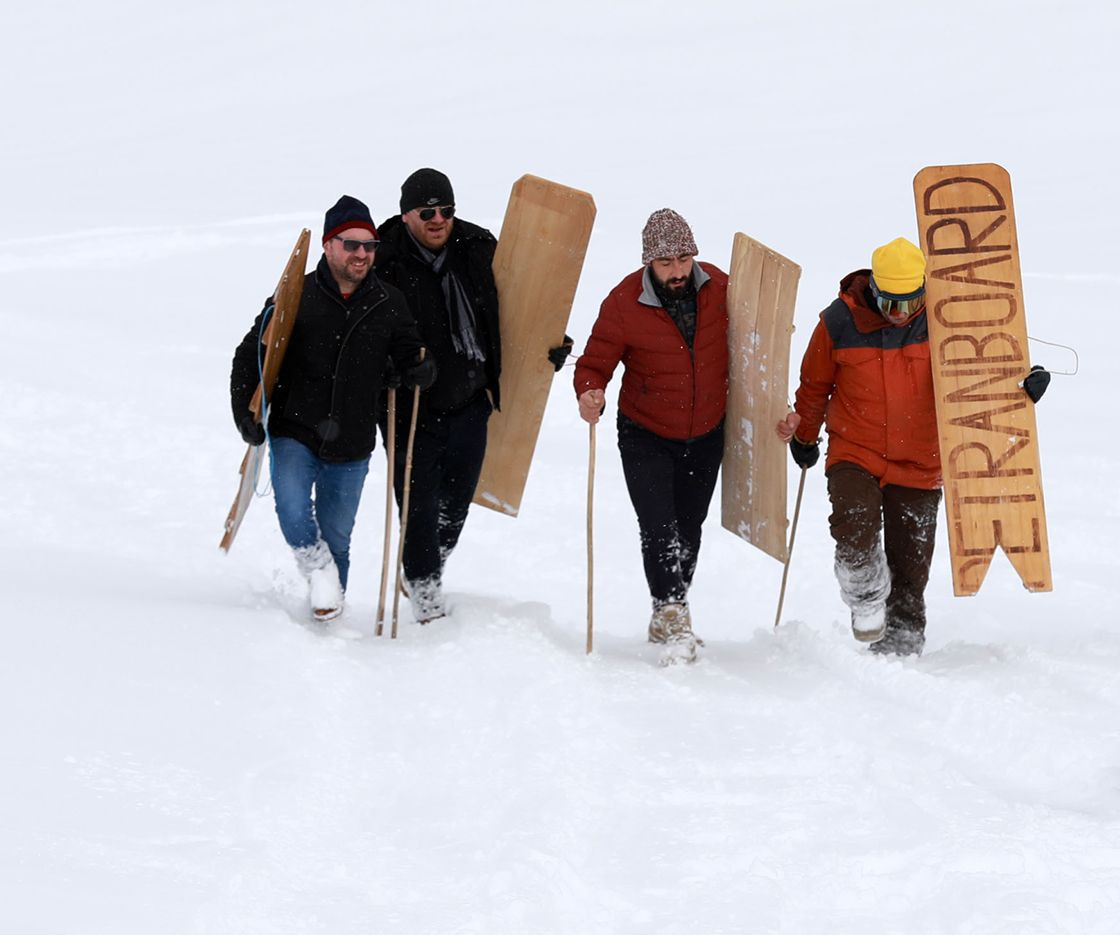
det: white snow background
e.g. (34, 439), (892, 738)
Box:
(2, 2), (1117, 933)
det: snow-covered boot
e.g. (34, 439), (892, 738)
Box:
(294, 541), (344, 622)
(404, 574), (446, 624)
(850, 606), (887, 643)
(836, 549), (890, 643)
(869, 627), (925, 657)
(648, 602), (701, 666)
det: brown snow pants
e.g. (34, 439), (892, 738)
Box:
(826, 462), (941, 636)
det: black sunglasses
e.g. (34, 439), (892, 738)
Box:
(418, 205), (455, 221)
(333, 236), (380, 254)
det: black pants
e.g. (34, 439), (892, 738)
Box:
(380, 391), (491, 583)
(617, 415), (724, 607)
(826, 462), (941, 635)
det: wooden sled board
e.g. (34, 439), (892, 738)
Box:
(250, 227), (311, 420)
(721, 232), (801, 562)
(220, 444), (266, 552)
(913, 163), (1051, 595)
(473, 175), (596, 516)
(220, 227), (312, 551)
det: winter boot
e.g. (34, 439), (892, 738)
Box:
(869, 626), (925, 657)
(648, 602), (701, 666)
(850, 606), (887, 643)
(294, 541), (343, 622)
(404, 574), (446, 624)
(836, 549), (890, 643)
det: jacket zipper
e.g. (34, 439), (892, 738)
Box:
(319, 289), (390, 458)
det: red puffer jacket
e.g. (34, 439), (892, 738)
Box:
(574, 262), (728, 440)
(794, 270), (941, 489)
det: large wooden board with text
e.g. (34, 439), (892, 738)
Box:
(473, 175), (596, 516)
(219, 228), (311, 551)
(913, 163), (1051, 595)
(720, 233), (801, 562)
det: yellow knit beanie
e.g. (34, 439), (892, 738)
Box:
(871, 237), (926, 295)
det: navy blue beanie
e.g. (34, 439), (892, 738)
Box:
(323, 195), (377, 244)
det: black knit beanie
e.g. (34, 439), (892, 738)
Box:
(399, 168), (455, 214)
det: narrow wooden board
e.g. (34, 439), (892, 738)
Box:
(220, 227), (311, 551)
(250, 228), (311, 420)
(721, 232), (801, 562)
(473, 175), (596, 516)
(913, 163), (1051, 595)
(220, 444), (266, 551)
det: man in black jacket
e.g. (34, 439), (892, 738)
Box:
(231, 195), (434, 622)
(375, 168), (571, 622)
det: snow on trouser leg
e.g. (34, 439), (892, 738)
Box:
(294, 540), (343, 622)
(617, 415), (722, 611)
(835, 547), (890, 643)
(827, 463), (893, 644)
(880, 483), (941, 649)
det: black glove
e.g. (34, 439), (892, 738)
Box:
(789, 436), (820, 470)
(547, 335), (574, 372)
(237, 413), (265, 446)
(1023, 364), (1050, 403)
(402, 356), (437, 391)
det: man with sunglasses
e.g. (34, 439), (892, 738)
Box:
(230, 195), (434, 622)
(374, 168), (572, 623)
(775, 237), (1049, 656)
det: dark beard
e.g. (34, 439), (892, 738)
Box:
(653, 271), (695, 303)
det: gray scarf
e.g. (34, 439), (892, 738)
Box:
(407, 229), (486, 363)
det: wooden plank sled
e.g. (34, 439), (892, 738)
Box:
(721, 232), (801, 562)
(219, 228), (311, 551)
(473, 175), (596, 517)
(913, 163), (1051, 595)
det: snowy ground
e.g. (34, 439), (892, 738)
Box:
(3, 2), (1118, 933)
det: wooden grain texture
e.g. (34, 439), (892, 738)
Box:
(250, 228), (311, 420)
(473, 175), (596, 516)
(721, 233), (801, 562)
(913, 163), (1051, 595)
(220, 228), (311, 551)
(219, 445), (265, 553)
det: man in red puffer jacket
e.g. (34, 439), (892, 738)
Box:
(575, 209), (728, 665)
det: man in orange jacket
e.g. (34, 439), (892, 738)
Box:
(776, 238), (1049, 656)
(576, 209), (728, 665)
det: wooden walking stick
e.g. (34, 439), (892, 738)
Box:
(391, 350), (425, 639)
(375, 388), (397, 637)
(586, 422), (595, 654)
(774, 466), (807, 629)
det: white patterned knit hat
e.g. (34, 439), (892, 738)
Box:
(641, 208), (698, 265)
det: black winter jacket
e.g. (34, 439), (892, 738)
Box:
(230, 256), (423, 462)
(374, 216), (502, 412)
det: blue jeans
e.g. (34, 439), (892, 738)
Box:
(270, 437), (370, 590)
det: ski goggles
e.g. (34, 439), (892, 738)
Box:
(333, 236), (380, 254)
(417, 205), (455, 221)
(870, 278), (927, 319)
